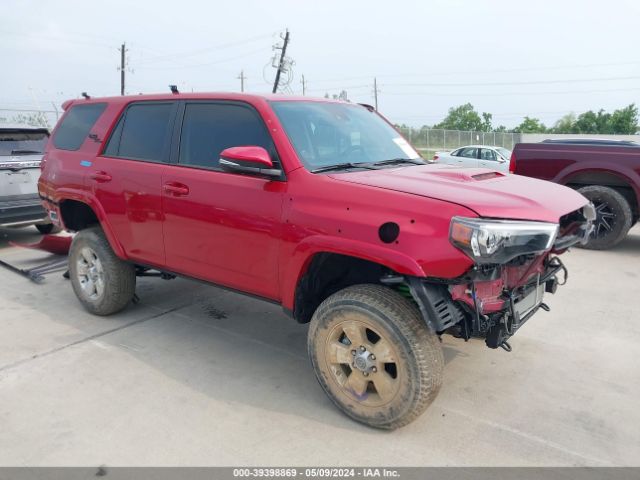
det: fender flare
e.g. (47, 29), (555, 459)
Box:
(555, 165), (640, 204)
(280, 234), (426, 310)
(56, 188), (127, 259)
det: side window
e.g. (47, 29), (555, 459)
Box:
(105, 102), (174, 162)
(459, 148), (477, 158)
(53, 103), (106, 151)
(450, 149), (460, 156)
(179, 103), (275, 170)
(481, 148), (496, 161)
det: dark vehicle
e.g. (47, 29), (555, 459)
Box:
(40, 93), (593, 429)
(511, 139), (640, 249)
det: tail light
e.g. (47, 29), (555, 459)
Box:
(509, 152), (516, 173)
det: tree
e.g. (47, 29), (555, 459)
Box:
(551, 113), (577, 133)
(513, 117), (547, 133)
(434, 103), (493, 131)
(609, 103), (638, 134)
(572, 109), (611, 134)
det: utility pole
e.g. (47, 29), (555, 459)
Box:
(300, 74), (306, 95)
(119, 43), (127, 96)
(237, 70), (246, 92)
(272, 29), (290, 94)
(373, 77), (379, 110)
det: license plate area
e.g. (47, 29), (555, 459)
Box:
(513, 282), (545, 324)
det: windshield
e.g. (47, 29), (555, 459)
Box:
(0, 130), (48, 156)
(496, 147), (512, 159)
(271, 101), (422, 171)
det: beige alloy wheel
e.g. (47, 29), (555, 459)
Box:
(308, 284), (444, 430)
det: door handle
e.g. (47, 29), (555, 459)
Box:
(89, 171), (112, 183)
(163, 182), (189, 196)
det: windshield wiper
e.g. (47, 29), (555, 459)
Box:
(370, 158), (426, 167)
(311, 162), (377, 173)
(10, 150), (42, 155)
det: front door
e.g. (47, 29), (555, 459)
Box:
(161, 101), (285, 300)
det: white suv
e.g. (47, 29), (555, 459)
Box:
(0, 124), (57, 233)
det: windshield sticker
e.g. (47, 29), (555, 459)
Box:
(392, 137), (420, 159)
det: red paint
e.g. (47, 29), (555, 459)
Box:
(39, 93), (587, 311)
(512, 142), (640, 207)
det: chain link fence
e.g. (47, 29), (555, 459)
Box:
(397, 127), (522, 157)
(0, 108), (60, 129)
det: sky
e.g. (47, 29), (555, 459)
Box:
(2, 0), (640, 128)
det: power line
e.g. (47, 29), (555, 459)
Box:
(385, 74), (640, 88)
(135, 47), (268, 70)
(307, 60), (640, 85)
(382, 86), (640, 97)
(134, 32), (274, 65)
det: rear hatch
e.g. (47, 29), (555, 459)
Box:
(0, 127), (48, 196)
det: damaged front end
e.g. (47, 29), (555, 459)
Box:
(399, 204), (595, 350)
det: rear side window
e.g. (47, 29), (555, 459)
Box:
(53, 103), (106, 151)
(178, 102), (275, 170)
(459, 147), (478, 158)
(104, 102), (175, 162)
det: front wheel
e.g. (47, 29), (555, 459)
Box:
(68, 226), (136, 315)
(577, 185), (632, 250)
(308, 284), (444, 430)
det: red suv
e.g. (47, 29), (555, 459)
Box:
(39, 93), (593, 429)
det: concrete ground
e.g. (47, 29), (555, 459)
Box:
(0, 225), (638, 467)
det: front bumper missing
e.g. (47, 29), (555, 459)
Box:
(404, 256), (568, 351)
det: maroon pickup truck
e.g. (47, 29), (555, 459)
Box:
(511, 139), (640, 249)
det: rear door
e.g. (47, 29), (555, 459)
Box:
(161, 101), (285, 300)
(95, 101), (177, 266)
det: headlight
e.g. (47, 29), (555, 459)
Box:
(450, 217), (559, 264)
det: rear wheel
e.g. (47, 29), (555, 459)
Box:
(308, 284), (444, 430)
(69, 226), (136, 315)
(578, 185), (632, 250)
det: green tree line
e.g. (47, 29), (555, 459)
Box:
(406, 102), (639, 134)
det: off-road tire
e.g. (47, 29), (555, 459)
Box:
(69, 226), (136, 315)
(578, 185), (632, 250)
(308, 284), (444, 430)
(35, 223), (62, 235)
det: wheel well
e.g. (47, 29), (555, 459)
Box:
(293, 253), (394, 324)
(565, 171), (638, 216)
(59, 200), (99, 231)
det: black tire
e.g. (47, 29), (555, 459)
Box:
(35, 223), (62, 235)
(308, 284), (444, 430)
(68, 226), (136, 315)
(578, 185), (632, 250)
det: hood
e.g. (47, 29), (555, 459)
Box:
(329, 164), (588, 223)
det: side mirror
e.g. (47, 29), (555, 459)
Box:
(219, 146), (282, 177)
(497, 156), (507, 163)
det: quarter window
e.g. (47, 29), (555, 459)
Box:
(179, 103), (275, 170)
(53, 103), (106, 151)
